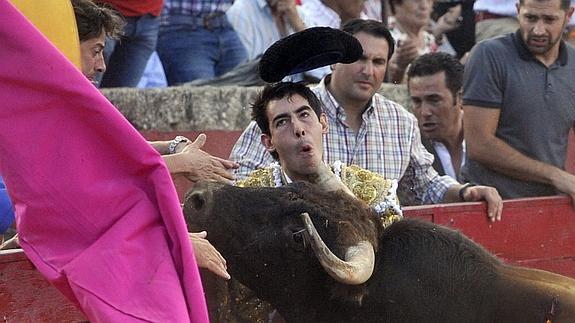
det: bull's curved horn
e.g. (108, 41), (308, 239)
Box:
(300, 212), (375, 285)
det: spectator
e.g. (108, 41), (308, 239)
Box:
(407, 52), (465, 181)
(433, 0), (475, 58)
(97, 0), (164, 88)
(73, 0), (237, 184)
(474, 0), (519, 42)
(462, 0), (575, 200)
(362, 0), (384, 21)
(387, 0), (459, 83)
(227, 0), (308, 61)
(298, 0), (368, 81)
(300, 0), (366, 28)
(564, 0), (575, 46)
(231, 19), (502, 220)
(73, 0), (124, 85)
(157, 0), (248, 85)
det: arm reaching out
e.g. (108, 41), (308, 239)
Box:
(163, 134), (239, 184)
(464, 105), (575, 206)
(189, 231), (230, 280)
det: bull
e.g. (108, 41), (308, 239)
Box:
(184, 181), (575, 323)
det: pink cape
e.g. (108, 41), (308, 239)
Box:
(0, 1), (209, 322)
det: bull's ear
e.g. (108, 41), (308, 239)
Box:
(187, 191), (206, 210)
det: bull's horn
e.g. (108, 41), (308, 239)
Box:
(300, 212), (375, 285)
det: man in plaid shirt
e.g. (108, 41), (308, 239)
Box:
(231, 19), (503, 221)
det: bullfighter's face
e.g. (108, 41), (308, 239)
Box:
(260, 94), (328, 181)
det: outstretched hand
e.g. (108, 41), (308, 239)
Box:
(180, 134), (239, 184)
(189, 231), (230, 280)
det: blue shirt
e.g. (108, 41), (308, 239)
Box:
(0, 176), (14, 233)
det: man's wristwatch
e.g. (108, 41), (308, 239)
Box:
(168, 136), (189, 154)
(458, 183), (476, 201)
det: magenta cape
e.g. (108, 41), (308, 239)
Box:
(0, 1), (209, 322)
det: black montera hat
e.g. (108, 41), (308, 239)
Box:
(259, 27), (363, 83)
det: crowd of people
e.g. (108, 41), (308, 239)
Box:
(92, 0), (575, 88)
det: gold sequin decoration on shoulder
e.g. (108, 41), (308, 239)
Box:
(339, 164), (403, 228)
(236, 168), (275, 188)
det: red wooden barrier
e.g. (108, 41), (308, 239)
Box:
(0, 250), (86, 322)
(406, 196), (575, 277)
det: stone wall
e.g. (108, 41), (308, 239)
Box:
(101, 83), (410, 132)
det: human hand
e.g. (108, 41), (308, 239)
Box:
(388, 37), (419, 83)
(461, 185), (503, 222)
(180, 134), (239, 184)
(550, 170), (575, 207)
(434, 4), (462, 35)
(394, 37), (419, 69)
(189, 231), (230, 280)
(274, 0), (297, 15)
(0, 233), (19, 250)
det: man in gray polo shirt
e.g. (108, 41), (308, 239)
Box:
(462, 0), (575, 200)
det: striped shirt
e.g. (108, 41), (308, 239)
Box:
(230, 76), (458, 204)
(162, 0), (232, 17)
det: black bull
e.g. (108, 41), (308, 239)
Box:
(184, 181), (575, 323)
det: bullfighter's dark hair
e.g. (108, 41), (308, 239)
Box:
(407, 52), (464, 99)
(72, 0), (124, 42)
(342, 19), (395, 60)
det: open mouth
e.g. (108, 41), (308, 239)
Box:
(357, 81), (372, 87)
(421, 122), (438, 132)
(86, 77), (98, 86)
(300, 144), (312, 153)
(529, 37), (548, 46)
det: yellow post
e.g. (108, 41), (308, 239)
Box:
(9, 0), (81, 68)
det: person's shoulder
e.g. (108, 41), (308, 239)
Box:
(338, 164), (395, 203)
(339, 164), (402, 224)
(474, 33), (515, 54)
(239, 121), (263, 138)
(227, 0), (254, 17)
(236, 166), (275, 188)
(373, 92), (417, 120)
(564, 41), (575, 55)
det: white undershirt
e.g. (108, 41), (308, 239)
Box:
(432, 141), (466, 180)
